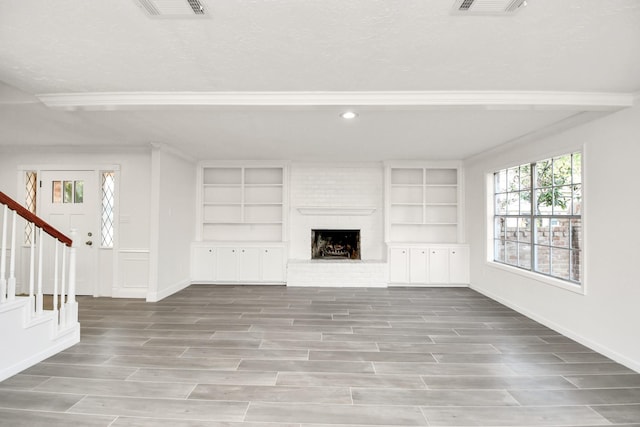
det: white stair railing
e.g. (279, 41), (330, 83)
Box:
(0, 191), (77, 331)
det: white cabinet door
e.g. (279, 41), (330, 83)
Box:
(217, 248), (239, 282)
(449, 246), (470, 284)
(409, 248), (428, 283)
(239, 247), (261, 282)
(428, 248), (450, 283)
(389, 247), (409, 283)
(192, 246), (216, 281)
(261, 247), (284, 282)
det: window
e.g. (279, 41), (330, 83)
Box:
(101, 171), (115, 248)
(493, 152), (582, 284)
(52, 180), (84, 203)
(24, 171), (37, 245)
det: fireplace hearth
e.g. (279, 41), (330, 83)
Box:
(311, 229), (360, 260)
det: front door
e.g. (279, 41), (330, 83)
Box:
(39, 170), (98, 296)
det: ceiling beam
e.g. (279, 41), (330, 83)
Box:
(36, 91), (635, 111)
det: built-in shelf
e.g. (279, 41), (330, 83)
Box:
(199, 164), (287, 242)
(385, 163), (462, 244)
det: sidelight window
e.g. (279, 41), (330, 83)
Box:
(101, 171), (115, 248)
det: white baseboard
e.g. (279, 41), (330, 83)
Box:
(470, 284), (640, 374)
(287, 281), (388, 287)
(111, 288), (147, 299)
(146, 278), (191, 302)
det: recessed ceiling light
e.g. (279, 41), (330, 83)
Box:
(341, 111), (357, 120)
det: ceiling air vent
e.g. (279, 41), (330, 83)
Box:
(452, 0), (527, 15)
(134, 0), (208, 18)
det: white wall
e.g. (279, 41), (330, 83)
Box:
(464, 103), (640, 371)
(0, 147), (152, 297)
(288, 163), (385, 260)
(147, 145), (196, 302)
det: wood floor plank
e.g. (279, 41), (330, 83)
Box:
(0, 408), (115, 427)
(69, 396), (248, 421)
(245, 402), (428, 425)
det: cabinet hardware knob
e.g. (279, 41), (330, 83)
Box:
(452, 251), (456, 254)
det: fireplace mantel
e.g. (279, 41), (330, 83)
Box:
(296, 206), (376, 216)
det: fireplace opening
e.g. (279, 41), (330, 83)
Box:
(311, 229), (360, 260)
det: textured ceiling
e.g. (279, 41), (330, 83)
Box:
(0, 0), (639, 160)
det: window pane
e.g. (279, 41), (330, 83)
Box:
(572, 153), (582, 184)
(570, 218), (582, 250)
(571, 250), (581, 282)
(494, 240), (505, 262)
(572, 184), (582, 215)
(74, 180), (84, 203)
(63, 181), (73, 203)
(518, 243), (531, 270)
(507, 167), (520, 191)
(505, 217), (518, 241)
(535, 245), (550, 274)
(495, 170), (507, 193)
(101, 172), (115, 248)
(494, 217), (506, 240)
(520, 164), (531, 190)
(535, 189), (553, 215)
(518, 217), (531, 242)
(553, 155), (572, 186)
(551, 247), (571, 280)
(535, 218), (550, 245)
(553, 186), (572, 215)
(52, 181), (62, 203)
(519, 191), (532, 214)
(552, 219), (570, 248)
(507, 193), (520, 215)
(25, 171), (37, 245)
(536, 159), (552, 189)
(505, 241), (518, 266)
(495, 193), (507, 215)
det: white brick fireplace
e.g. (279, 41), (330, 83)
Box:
(286, 163), (388, 287)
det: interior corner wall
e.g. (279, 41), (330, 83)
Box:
(464, 103), (640, 372)
(147, 147), (196, 302)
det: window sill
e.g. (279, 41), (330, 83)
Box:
(486, 261), (585, 295)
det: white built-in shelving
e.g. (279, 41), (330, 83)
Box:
(193, 162), (288, 284)
(384, 162), (468, 285)
(199, 164), (287, 242)
(385, 163), (462, 244)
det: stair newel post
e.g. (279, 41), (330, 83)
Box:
(36, 227), (44, 315)
(53, 240), (59, 328)
(59, 243), (67, 329)
(67, 229), (78, 325)
(28, 225), (35, 316)
(7, 210), (17, 301)
(0, 205), (7, 303)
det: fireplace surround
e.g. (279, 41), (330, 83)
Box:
(311, 229), (360, 260)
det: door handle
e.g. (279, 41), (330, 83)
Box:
(86, 240), (93, 246)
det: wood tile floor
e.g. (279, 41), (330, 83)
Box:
(1, 285), (640, 426)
